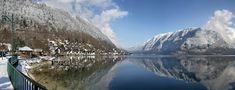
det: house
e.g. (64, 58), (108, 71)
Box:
(18, 46), (33, 58)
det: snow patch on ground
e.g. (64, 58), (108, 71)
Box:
(17, 60), (30, 76)
(17, 56), (55, 76)
(0, 57), (13, 90)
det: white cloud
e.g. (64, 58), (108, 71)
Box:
(36, 0), (128, 47)
(92, 8), (128, 47)
(203, 9), (235, 44)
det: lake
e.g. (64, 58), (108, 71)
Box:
(30, 55), (235, 90)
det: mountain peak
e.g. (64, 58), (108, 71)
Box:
(131, 28), (235, 55)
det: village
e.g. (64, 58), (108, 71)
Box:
(0, 42), (123, 60)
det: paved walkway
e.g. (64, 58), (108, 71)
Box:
(0, 57), (13, 90)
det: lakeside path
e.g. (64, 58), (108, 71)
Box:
(0, 57), (13, 90)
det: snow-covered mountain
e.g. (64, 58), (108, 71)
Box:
(0, 0), (111, 42)
(0, 0), (121, 53)
(131, 28), (235, 55)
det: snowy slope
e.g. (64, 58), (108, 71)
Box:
(0, 0), (113, 44)
(132, 28), (235, 55)
(0, 0), (122, 54)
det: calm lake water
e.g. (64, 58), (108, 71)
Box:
(30, 55), (235, 90)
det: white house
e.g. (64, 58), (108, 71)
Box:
(18, 46), (33, 58)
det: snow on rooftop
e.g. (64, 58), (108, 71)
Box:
(19, 46), (33, 51)
(33, 49), (43, 52)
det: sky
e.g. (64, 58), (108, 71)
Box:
(36, 0), (235, 49)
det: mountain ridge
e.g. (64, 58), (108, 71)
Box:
(130, 28), (235, 55)
(0, 0), (123, 54)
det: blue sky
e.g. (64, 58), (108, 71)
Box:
(110, 0), (235, 48)
(38, 0), (235, 49)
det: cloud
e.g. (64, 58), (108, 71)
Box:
(35, 0), (128, 47)
(203, 9), (235, 44)
(92, 8), (128, 47)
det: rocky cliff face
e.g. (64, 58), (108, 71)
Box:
(0, 0), (121, 54)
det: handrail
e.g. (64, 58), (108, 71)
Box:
(7, 56), (47, 90)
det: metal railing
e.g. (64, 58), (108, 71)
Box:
(7, 56), (47, 90)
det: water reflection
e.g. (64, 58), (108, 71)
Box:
(179, 56), (235, 90)
(30, 56), (124, 90)
(30, 56), (235, 90)
(127, 56), (235, 90)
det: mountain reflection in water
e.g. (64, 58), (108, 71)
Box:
(30, 56), (235, 90)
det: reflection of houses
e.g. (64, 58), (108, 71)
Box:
(0, 45), (8, 57)
(18, 46), (33, 58)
